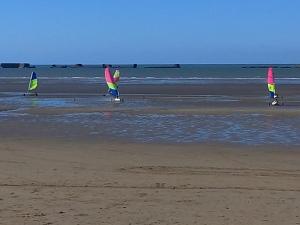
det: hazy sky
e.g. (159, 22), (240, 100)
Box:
(0, 0), (299, 64)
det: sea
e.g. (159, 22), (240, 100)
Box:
(1, 64), (300, 85)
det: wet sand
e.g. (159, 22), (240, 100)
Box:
(1, 85), (300, 145)
(1, 82), (300, 224)
(1, 78), (300, 97)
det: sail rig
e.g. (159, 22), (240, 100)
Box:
(24, 72), (38, 96)
(267, 67), (279, 106)
(104, 66), (121, 101)
(267, 67), (276, 98)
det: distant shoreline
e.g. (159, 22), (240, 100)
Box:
(1, 63), (300, 69)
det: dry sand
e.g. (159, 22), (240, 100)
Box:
(0, 138), (299, 225)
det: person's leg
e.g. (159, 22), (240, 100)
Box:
(109, 89), (119, 98)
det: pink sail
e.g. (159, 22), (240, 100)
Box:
(104, 67), (114, 83)
(267, 67), (275, 84)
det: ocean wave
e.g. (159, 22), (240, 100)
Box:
(1, 76), (300, 80)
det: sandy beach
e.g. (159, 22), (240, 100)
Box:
(0, 139), (300, 225)
(1, 81), (300, 225)
(1, 0), (300, 222)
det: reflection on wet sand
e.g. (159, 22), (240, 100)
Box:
(0, 94), (300, 145)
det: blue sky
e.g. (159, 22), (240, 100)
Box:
(0, 0), (299, 64)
